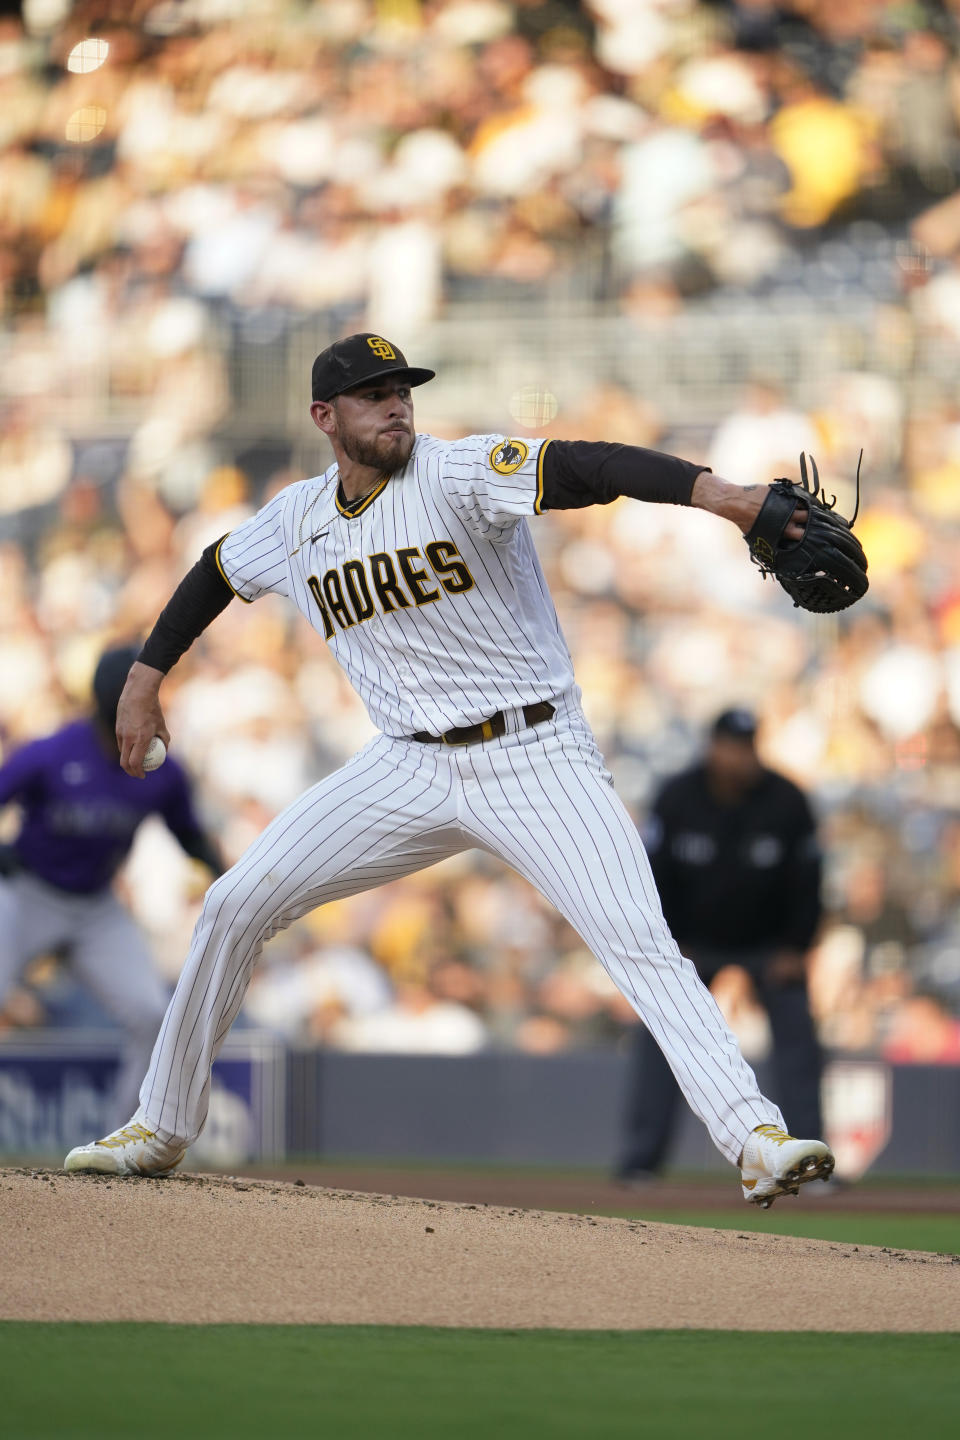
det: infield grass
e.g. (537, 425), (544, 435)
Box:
(3, 1325), (958, 1439)
(610, 1208), (960, 1255)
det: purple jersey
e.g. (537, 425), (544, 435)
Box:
(0, 720), (204, 895)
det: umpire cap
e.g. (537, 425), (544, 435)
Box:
(711, 707), (758, 742)
(92, 645), (139, 729)
(311, 333), (435, 403)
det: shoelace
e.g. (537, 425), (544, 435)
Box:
(97, 1122), (155, 1149)
(752, 1124), (796, 1147)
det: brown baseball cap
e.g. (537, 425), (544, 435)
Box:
(311, 333), (436, 403)
(711, 707), (758, 741)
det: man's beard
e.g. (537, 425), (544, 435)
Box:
(338, 425), (415, 472)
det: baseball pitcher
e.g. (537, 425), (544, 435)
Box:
(65, 334), (867, 1206)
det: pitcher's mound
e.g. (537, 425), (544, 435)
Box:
(2, 1168), (957, 1330)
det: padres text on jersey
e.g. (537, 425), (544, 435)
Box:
(216, 434), (570, 737)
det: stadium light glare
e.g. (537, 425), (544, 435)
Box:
(509, 386), (559, 429)
(65, 106), (107, 144)
(67, 39), (110, 74)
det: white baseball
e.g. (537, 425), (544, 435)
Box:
(143, 736), (167, 772)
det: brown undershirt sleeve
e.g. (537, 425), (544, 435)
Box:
(137, 537), (235, 675)
(540, 440), (706, 511)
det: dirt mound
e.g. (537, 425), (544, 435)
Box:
(2, 1168), (958, 1330)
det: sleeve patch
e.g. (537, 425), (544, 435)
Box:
(489, 438), (529, 475)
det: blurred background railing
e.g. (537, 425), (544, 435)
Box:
(9, 297), (960, 444)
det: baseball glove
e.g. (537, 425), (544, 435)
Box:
(744, 452), (869, 613)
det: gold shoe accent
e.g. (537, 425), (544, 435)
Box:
(97, 1123), (155, 1149)
(751, 1123), (795, 1146)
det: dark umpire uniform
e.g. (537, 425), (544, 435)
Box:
(618, 708), (823, 1179)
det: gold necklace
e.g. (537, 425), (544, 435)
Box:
(289, 483), (326, 557)
(289, 466), (387, 555)
(341, 469), (387, 503)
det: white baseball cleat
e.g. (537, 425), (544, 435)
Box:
(740, 1123), (834, 1209)
(63, 1109), (186, 1177)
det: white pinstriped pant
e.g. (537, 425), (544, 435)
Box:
(141, 693), (784, 1163)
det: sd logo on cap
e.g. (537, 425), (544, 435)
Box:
(311, 333), (435, 402)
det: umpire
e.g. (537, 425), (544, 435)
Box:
(617, 707), (824, 1180)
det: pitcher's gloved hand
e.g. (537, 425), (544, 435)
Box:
(744, 453), (869, 613)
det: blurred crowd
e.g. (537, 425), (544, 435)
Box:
(3, 0), (960, 1066)
(4, 0), (960, 349)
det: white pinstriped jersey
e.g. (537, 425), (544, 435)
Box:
(216, 433), (575, 737)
